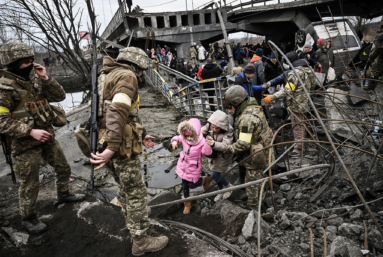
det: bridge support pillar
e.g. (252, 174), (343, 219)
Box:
(138, 17), (144, 29)
(211, 11), (216, 24)
(164, 15), (170, 28)
(292, 12), (310, 30)
(188, 14), (193, 27)
(151, 16), (157, 28)
(200, 13), (205, 25)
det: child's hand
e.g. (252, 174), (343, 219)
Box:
(171, 141), (178, 150)
(206, 138), (214, 146)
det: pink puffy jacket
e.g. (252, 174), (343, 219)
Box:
(171, 119), (213, 183)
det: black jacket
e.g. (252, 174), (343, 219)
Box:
(264, 59), (282, 82)
(170, 59), (177, 69)
(201, 63), (222, 88)
(299, 50), (317, 67)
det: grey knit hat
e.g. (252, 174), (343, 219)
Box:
(244, 63), (256, 74)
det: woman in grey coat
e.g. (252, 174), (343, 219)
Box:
(201, 110), (234, 202)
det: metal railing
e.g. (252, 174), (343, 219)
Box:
(172, 77), (228, 120)
(143, 62), (228, 120)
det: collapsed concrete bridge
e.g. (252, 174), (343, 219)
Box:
(98, 0), (383, 58)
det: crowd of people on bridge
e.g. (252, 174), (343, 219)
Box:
(145, 34), (344, 215)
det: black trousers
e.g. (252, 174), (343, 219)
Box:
(207, 89), (216, 112)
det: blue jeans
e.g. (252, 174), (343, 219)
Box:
(211, 171), (229, 190)
(157, 54), (162, 63)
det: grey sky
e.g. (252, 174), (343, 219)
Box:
(76, 0), (381, 46)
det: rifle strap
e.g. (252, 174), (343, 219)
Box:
(14, 83), (33, 112)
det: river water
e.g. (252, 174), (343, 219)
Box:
(52, 88), (91, 113)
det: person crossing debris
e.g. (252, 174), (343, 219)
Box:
(171, 118), (213, 214)
(89, 47), (168, 256)
(262, 51), (316, 157)
(201, 110), (234, 202)
(364, 15), (383, 90)
(223, 86), (274, 210)
(0, 42), (85, 234)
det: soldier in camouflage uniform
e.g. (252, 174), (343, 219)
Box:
(0, 42), (85, 234)
(89, 47), (168, 256)
(364, 15), (383, 90)
(262, 51), (316, 157)
(223, 86), (274, 210)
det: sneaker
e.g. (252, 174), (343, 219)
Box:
(132, 235), (169, 256)
(289, 151), (300, 158)
(214, 194), (223, 202)
(222, 183), (234, 199)
(363, 76), (377, 90)
(22, 215), (47, 234)
(57, 190), (86, 204)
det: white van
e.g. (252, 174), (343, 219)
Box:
(295, 18), (362, 76)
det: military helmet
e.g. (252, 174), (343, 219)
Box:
(0, 41), (35, 66)
(116, 47), (149, 70)
(224, 85), (248, 107)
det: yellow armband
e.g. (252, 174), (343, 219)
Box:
(112, 93), (132, 107)
(0, 106), (10, 113)
(239, 132), (252, 143)
(285, 82), (296, 91)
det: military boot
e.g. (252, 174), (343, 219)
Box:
(234, 166), (246, 186)
(57, 190), (85, 204)
(22, 215), (47, 234)
(132, 234), (169, 256)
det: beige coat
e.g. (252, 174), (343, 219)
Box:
(201, 110), (234, 173)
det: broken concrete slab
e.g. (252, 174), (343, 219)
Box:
(329, 236), (363, 257)
(348, 83), (369, 105)
(148, 191), (181, 219)
(324, 88), (364, 143)
(368, 229), (383, 252)
(242, 210), (271, 242)
(2, 227), (29, 247)
(338, 223), (363, 236)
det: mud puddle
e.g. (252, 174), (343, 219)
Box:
(141, 143), (181, 189)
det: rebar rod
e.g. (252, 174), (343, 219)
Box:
(149, 164), (330, 208)
(268, 40), (382, 234)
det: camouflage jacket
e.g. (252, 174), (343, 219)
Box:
(226, 98), (273, 167)
(270, 66), (316, 113)
(98, 57), (145, 153)
(374, 16), (383, 48)
(0, 70), (65, 156)
(190, 47), (197, 58)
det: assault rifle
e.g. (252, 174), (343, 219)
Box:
(0, 134), (16, 183)
(90, 64), (98, 194)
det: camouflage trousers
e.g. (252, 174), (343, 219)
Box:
(244, 165), (266, 210)
(191, 57), (197, 65)
(14, 139), (71, 219)
(370, 47), (383, 78)
(107, 154), (149, 237)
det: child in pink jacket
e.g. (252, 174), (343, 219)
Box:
(171, 118), (213, 214)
